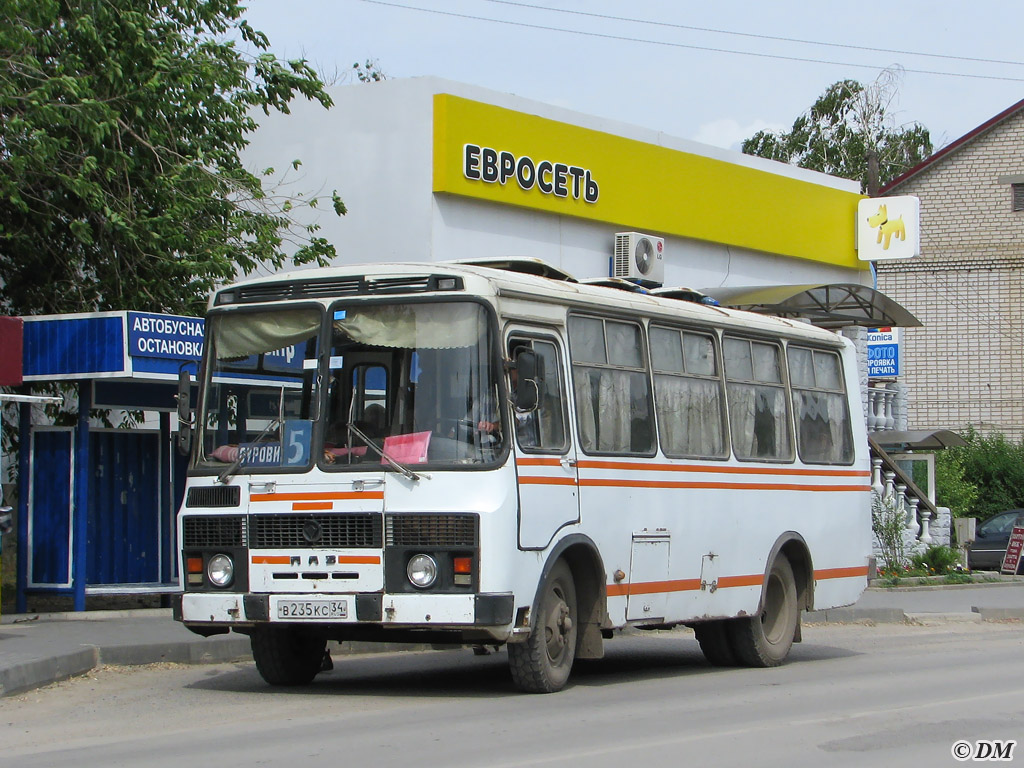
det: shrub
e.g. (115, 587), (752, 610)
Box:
(944, 428), (1024, 521)
(910, 545), (961, 575)
(872, 493), (906, 574)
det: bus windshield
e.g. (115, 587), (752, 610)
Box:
(194, 300), (504, 473)
(323, 300), (504, 468)
(196, 306), (323, 473)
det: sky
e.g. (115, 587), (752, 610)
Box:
(238, 0), (1024, 154)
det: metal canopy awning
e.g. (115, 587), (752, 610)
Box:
(702, 283), (921, 329)
(871, 429), (968, 451)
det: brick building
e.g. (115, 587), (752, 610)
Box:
(876, 99), (1024, 439)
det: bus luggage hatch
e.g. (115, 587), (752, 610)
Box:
(626, 530), (671, 622)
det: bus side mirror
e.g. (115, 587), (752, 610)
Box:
(176, 368), (193, 456)
(513, 350), (539, 413)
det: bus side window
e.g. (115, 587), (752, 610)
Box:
(788, 346), (854, 465)
(568, 316), (655, 456)
(650, 325), (728, 459)
(510, 338), (568, 453)
(723, 336), (793, 461)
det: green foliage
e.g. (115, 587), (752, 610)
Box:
(741, 73), (932, 193)
(933, 450), (979, 520)
(871, 492), (906, 573)
(910, 545), (961, 575)
(942, 428), (1024, 521)
(0, 0), (344, 317)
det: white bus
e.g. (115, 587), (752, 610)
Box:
(174, 260), (871, 693)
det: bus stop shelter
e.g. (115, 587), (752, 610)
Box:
(1, 311), (201, 611)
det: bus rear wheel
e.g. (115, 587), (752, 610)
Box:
(728, 555), (799, 667)
(251, 626), (327, 686)
(694, 620), (739, 666)
(508, 559), (578, 693)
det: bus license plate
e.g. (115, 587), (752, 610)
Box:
(277, 599), (348, 620)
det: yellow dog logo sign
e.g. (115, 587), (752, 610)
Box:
(867, 204), (906, 250)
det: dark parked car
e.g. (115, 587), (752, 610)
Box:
(967, 509), (1024, 571)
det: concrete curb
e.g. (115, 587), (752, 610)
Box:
(0, 608), (171, 625)
(0, 648), (99, 698)
(804, 607), (907, 624)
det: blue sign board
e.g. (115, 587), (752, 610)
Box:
(127, 312), (204, 360)
(867, 328), (900, 378)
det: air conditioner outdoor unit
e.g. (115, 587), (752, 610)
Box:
(613, 232), (665, 286)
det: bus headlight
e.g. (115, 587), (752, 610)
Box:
(207, 554), (234, 587)
(407, 554), (438, 588)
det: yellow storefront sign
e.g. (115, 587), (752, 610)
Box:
(433, 94), (865, 270)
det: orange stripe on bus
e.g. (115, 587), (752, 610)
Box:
(518, 476), (578, 486)
(292, 502), (333, 511)
(577, 459), (869, 478)
(716, 574), (765, 589)
(250, 491), (384, 502)
(252, 554), (381, 565)
(580, 478), (871, 492)
(516, 457), (564, 467)
(815, 566), (870, 580)
(607, 579), (703, 597)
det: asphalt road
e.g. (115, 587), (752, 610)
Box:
(1, 622), (1020, 768)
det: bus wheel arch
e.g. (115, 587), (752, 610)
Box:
(728, 535), (812, 668)
(766, 533), (814, 613)
(508, 536), (606, 692)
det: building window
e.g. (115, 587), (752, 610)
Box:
(1014, 183), (1024, 212)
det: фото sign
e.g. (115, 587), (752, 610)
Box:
(867, 327), (900, 377)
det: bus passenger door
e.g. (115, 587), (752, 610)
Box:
(508, 334), (580, 549)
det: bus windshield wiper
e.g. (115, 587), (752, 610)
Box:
(347, 421), (426, 482)
(217, 417), (282, 485)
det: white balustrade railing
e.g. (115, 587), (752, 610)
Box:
(869, 442), (936, 563)
(866, 384), (898, 432)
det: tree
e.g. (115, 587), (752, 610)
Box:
(742, 70), (932, 194)
(0, 0), (346, 318)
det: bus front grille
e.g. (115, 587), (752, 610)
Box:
(183, 515), (247, 548)
(185, 485), (241, 508)
(385, 514), (478, 547)
(249, 514), (383, 549)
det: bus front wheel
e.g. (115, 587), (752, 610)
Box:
(251, 626), (327, 686)
(508, 559), (578, 693)
(728, 555), (798, 667)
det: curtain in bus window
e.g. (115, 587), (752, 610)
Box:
(214, 309), (321, 360)
(728, 384), (789, 459)
(598, 369), (631, 452)
(574, 368), (598, 451)
(573, 367), (633, 453)
(334, 303), (483, 349)
(789, 347), (853, 464)
(792, 391), (852, 463)
(656, 375), (724, 457)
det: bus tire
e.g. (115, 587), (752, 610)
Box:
(694, 620), (739, 666)
(508, 559), (578, 693)
(250, 626), (327, 686)
(728, 555), (798, 668)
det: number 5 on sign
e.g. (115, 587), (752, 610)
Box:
(284, 420), (312, 466)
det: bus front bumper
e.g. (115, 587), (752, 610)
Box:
(174, 591), (515, 629)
